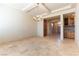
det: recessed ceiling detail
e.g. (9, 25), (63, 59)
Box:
(1, 3), (76, 16)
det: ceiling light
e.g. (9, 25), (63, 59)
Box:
(22, 3), (39, 11)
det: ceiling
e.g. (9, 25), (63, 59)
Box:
(27, 3), (74, 16)
(1, 3), (76, 16)
(3, 3), (29, 10)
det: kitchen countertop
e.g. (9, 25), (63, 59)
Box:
(64, 26), (75, 32)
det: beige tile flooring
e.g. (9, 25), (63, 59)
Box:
(0, 36), (78, 56)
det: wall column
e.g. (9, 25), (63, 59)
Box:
(56, 14), (64, 48)
(75, 3), (79, 47)
(60, 14), (64, 41)
(37, 18), (44, 37)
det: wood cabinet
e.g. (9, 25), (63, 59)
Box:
(64, 13), (75, 39)
(69, 32), (74, 39)
(64, 31), (74, 39)
(68, 15), (74, 26)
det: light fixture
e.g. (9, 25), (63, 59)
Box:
(33, 16), (43, 22)
(22, 3), (39, 12)
(32, 3), (43, 22)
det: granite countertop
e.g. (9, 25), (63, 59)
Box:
(64, 26), (75, 32)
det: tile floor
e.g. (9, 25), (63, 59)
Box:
(0, 36), (78, 56)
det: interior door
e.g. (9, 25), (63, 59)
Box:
(44, 19), (48, 36)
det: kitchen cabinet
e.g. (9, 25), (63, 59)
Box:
(64, 13), (75, 39)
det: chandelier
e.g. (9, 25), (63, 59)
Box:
(33, 16), (43, 22)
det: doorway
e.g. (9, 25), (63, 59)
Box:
(43, 16), (61, 40)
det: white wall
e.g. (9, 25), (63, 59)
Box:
(0, 5), (36, 43)
(37, 19), (43, 37)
